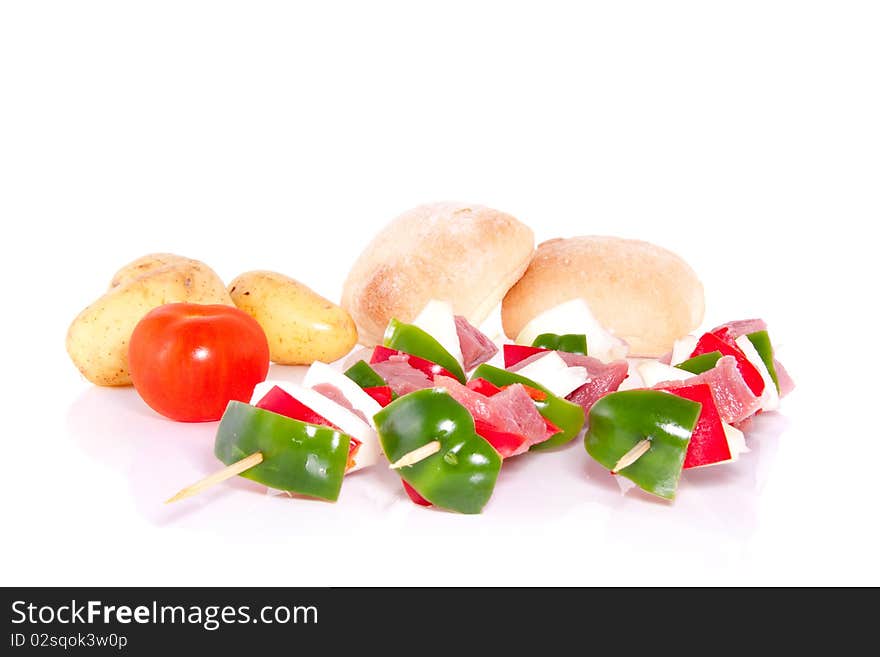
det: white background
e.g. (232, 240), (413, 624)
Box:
(1, 1), (877, 586)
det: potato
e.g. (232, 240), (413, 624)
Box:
(66, 258), (233, 386)
(109, 253), (191, 289)
(229, 271), (357, 365)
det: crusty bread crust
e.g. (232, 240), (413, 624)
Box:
(501, 236), (704, 357)
(342, 202), (534, 345)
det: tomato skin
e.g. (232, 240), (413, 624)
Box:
(129, 303), (270, 422)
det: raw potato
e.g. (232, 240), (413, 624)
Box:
(229, 271), (358, 365)
(109, 253), (191, 289)
(66, 257), (233, 386)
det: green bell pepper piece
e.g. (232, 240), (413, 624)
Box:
(470, 363), (585, 450)
(374, 389), (501, 514)
(584, 390), (701, 500)
(675, 350), (722, 374)
(344, 360), (387, 389)
(383, 318), (466, 383)
(746, 330), (779, 392)
(531, 332), (588, 355)
(214, 401), (351, 501)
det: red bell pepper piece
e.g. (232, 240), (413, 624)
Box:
(656, 383), (731, 468)
(518, 385), (548, 402)
(370, 345), (457, 381)
(467, 377), (547, 401)
(691, 332), (765, 397)
(345, 439), (363, 471)
(473, 419), (528, 458)
(255, 385), (361, 471)
(541, 417), (561, 439)
(255, 385), (340, 430)
(402, 480), (432, 506)
(503, 344), (549, 369)
(467, 377), (502, 396)
(363, 385), (393, 407)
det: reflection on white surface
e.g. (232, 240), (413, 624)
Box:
(65, 362), (786, 556)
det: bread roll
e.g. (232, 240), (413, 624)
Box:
(342, 202), (534, 345)
(502, 236), (704, 357)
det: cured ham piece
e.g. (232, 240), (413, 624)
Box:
(710, 318), (768, 339)
(712, 319), (794, 399)
(311, 383), (370, 424)
(434, 375), (519, 436)
(371, 356), (433, 397)
(557, 352), (628, 415)
(454, 315), (498, 370)
(775, 359), (795, 397)
(690, 331), (765, 397)
(434, 375), (552, 455)
(371, 345), (457, 380)
(492, 385), (551, 450)
(656, 355), (761, 424)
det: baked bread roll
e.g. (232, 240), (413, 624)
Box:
(502, 236), (704, 357)
(342, 202), (534, 345)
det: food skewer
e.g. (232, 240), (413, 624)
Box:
(166, 440), (436, 503)
(610, 438), (651, 474)
(166, 452), (264, 504)
(165, 303), (792, 511)
(388, 441), (441, 470)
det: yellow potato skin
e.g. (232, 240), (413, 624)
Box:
(109, 253), (191, 289)
(229, 271), (358, 365)
(66, 259), (233, 386)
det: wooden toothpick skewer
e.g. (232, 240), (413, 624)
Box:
(168, 438), (443, 503)
(611, 439), (651, 474)
(388, 441), (441, 470)
(165, 452), (264, 504)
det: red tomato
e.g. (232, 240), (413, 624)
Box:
(129, 303), (270, 422)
